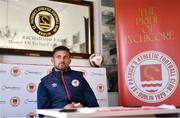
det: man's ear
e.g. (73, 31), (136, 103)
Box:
(69, 58), (71, 64)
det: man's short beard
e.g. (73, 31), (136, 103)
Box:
(55, 66), (68, 72)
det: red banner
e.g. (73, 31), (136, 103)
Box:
(115, 0), (180, 106)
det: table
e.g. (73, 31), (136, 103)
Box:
(37, 107), (180, 118)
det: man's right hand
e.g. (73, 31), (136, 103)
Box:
(64, 102), (83, 109)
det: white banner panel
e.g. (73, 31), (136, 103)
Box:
(0, 63), (108, 118)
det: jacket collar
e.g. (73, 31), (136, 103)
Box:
(51, 67), (71, 78)
(54, 67), (71, 72)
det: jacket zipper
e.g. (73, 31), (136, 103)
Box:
(60, 71), (71, 101)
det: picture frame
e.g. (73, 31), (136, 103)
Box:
(0, 0), (94, 58)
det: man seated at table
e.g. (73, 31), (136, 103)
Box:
(37, 46), (99, 113)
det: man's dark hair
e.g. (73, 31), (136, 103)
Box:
(52, 46), (70, 56)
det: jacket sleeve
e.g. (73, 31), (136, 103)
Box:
(37, 81), (51, 109)
(82, 78), (99, 107)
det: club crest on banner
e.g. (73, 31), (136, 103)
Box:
(11, 66), (20, 77)
(97, 83), (105, 92)
(10, 96), (20, 107)
(140, 64), (162, 92)
(27, 83), (36, 93)
(125, 51), (179, 103)
(27, 112), (36, 118)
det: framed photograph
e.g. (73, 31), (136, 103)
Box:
(0, 0), (94, 58)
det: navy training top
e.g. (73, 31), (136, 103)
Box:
(37, 67), (99, 109)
